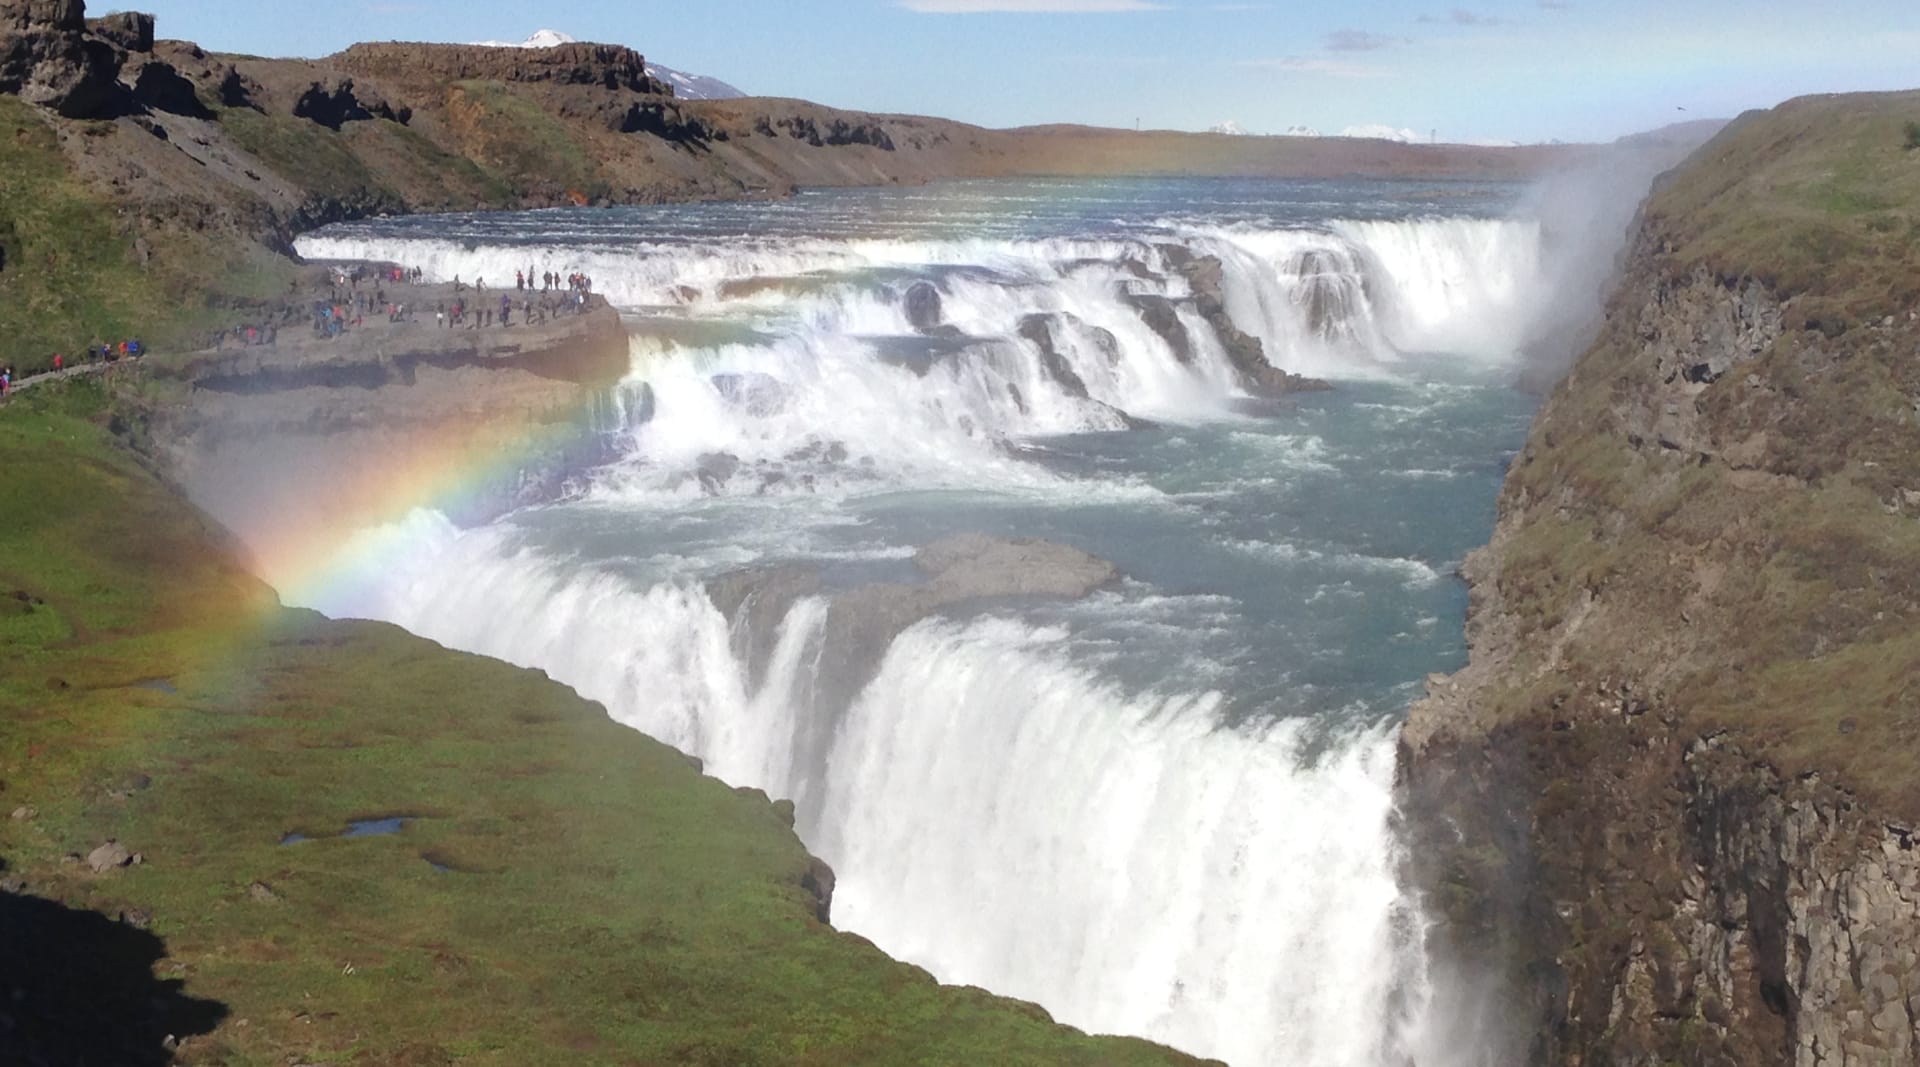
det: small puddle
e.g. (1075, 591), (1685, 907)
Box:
(131, 678), (177, 694)
(280, 816), (417, 846)
(343, 817), (410, 838)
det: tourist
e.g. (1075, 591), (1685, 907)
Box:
(501, 294), (512, 325)
(52, 354), (63, 372)
(515, 270), (524, 291)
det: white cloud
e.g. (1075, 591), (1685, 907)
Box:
(1240, 56), (1390, 78)
(899, 0), (1166, 11)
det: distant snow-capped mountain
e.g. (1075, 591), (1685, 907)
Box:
(647, 65), (746, 102)
(469, 29), (746, 101)
(1338, 124), (1425, 143)
(1208, 120), (1250, 136)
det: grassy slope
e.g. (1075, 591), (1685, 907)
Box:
(0, 99), (174, 376)
(0, 378), (1200, 1065)
(1646, 90), (1920, 330)
(1474, 90), (1920, 814)
(0, 98), (302, 378)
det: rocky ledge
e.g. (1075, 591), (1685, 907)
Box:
(153, 278), (635, 571)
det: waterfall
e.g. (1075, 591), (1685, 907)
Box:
(273, 185), (1555, 1065)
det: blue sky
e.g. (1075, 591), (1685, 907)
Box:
(140, 0), (1917, 143)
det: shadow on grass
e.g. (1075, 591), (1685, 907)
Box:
(0, 857), (227, 1066)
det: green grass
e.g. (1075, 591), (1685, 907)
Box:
(0, 99), (303, 376)
(0, 377), (1203, 1065)
(220, 108), (391, 204)
(444, 82), (608, 201)
(0, 100), (175, 376)
(1644, 90), (1920, 331)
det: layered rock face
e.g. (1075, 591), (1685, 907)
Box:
(1401, 91), (1920, 1065)
(335, 41), (672, 97)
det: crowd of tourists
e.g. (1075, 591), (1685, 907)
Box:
(5, 260), (602, 402)
(0, 340), (144, 401)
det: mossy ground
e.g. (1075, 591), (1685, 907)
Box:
(0, 377), (1201, 1065)
(1646, 89), (1920, 332)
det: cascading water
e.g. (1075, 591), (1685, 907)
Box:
(280, 177), (1565, 1065)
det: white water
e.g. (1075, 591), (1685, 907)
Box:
(306, 517), (1444, 1065)
(279, 187), (1561, 1066)
(301, 216), (1543, 501)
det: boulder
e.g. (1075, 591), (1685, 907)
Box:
(801, 857), (835, 924)
(711, 372), (787, 417)
(694, 452), (740, 494)
(903, 281), (943, 333)
(85, 839), (139, 873)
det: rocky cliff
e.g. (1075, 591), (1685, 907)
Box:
(1401, 90), (1920, 1065)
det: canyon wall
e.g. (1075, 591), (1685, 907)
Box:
(1401, 90), (1920, 1064)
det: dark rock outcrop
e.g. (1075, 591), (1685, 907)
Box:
(1158, 244), (1329, 396)
(291, 75), (407, 128)
(753, 114), (895, 151)
(612, 98), (717, 145)
(1016, 313), (1091, 399)
(85, 9), (150, 53)
(1127, 293), (1194, 364)
(123, 55), (208, 118)
(904, 281), (944, 334)
(0, 0), (122, 117)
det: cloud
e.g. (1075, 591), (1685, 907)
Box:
(1418, 8), (1504, 25)
(898, 0), (1166, 11)
(1240, 56), (1390, 78)
(1537, 0), (1572, 8)
(1324, 29), (1403, 52)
